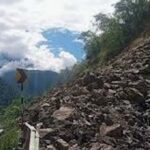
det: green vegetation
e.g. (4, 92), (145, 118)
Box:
(0, 78), (17, 106)
(81, 0), (150, 64)
(0, 98), (22, 150)
(58, 61), (90, 84)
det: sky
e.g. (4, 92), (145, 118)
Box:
(0, 0), (119, 75)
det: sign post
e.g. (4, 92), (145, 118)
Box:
(16, 68), (27, 127)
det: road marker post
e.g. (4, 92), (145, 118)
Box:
(16, 68), (27, 128)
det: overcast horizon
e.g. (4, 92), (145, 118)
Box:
(0, 0), (119, 75)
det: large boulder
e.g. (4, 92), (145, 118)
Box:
(52, 106), (74, 121)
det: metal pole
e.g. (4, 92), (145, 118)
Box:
(21, 83), (24, 128)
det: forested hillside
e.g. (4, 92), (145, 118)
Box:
(2, 70), (59, 96)
(0, 78), (17, 106)
(81, 0), (150, 65)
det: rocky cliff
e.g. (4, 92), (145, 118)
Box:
(26, 34), (150, 150)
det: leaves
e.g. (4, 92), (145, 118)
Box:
(81, 0), (150, 64)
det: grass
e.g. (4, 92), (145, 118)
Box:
(0, 128), (20, 150)
(0, 98), (22, 150)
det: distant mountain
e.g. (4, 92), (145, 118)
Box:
(1, 70), (59, 98)
(0, 78), (17, 106)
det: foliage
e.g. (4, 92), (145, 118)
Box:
(58, 61), (89, 84)
(0, 128), (20, 150)
(0, 78), (17, 106)
(81, 0), (150, 64)
(80, 31), (101, 60)
(0, 98), (22, 150)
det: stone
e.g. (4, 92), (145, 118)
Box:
(104, 83), (111, 89)
(128, 80), (147, 95)
(139, 64), (150, 74)
(39, 128), (56, 138)
(82, 72), (96, 86)
(90, 142), (101, 150)
(111, 81), (127, 87)
(42, 103), (50, 108)
(69, 144), (80, 150)
(125, 88), (145, 103)
(99, 144), (113, 150)
(108, 89), (116, 95)
(47, 145), (56, 150)
(100, 123), (123, 137)
(54, 138), (69, 150)
(52, 106), (74, 121)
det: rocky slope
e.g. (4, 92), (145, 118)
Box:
(26, 35), (150, 150)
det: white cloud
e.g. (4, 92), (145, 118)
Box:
(0, 0), (20, 5)
(0, 0), (118, 75)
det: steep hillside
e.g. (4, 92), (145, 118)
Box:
(27, 35), (150, 149)
(0, 79), (17, 106)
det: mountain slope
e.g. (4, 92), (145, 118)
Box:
(27, 35), (150, 149)
(2, 70), (59, 97)
(0, 79), (17, 106)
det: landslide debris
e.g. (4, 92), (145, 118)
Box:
(26, 36), (150, 150)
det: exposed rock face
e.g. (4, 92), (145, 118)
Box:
(27, 37), (150, 149)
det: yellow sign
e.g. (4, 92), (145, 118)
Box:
(16, 68), (27, 83)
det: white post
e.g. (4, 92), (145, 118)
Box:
(24, 122), (39, 150)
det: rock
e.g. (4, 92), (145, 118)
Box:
(128, 80), (147, 95)
(42, 103), (50, 108)
(108, 89), (116, 95)
(82, 72), (96, 86)
(111, 81), (127, 87)
(52, 106), (74, 121)
(47, 145), (56, 150)
(54, 138), (69, 150)
(87, 82), (99, 90)
(39, 128), (57, 138)
(90, 142), (101, 150)
(69, 144), (80, 150)
(104, 83), (111, 89)
(115, 89), (128, 100)
(100, 123), (123, 138)
(97, 77), (104, 88)
(147, 91), (150, 98)
(36, 122), (43, 129)
(139, 64), (150, 74)
(125, 88), (145, 103)
(91, 89), (107, 105)
(99, 144), (113, 150)
(103, 114), (114, 126)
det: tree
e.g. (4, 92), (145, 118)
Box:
(81, 0), (150, 64)
(80, 31), (101, 60)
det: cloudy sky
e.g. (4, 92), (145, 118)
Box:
(0, 0), (118, 75)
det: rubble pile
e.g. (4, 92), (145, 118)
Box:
(27, 37), (150, 150)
